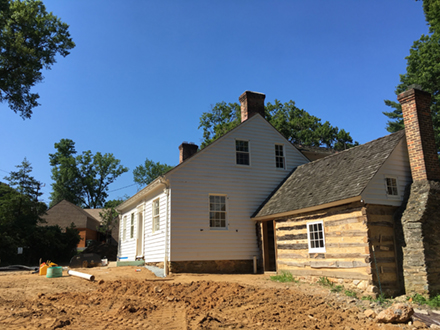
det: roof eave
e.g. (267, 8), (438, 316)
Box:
(252, 196), (362, 221)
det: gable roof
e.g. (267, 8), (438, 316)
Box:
(83, 208), (103, 223)
(117, 113), (309, 211)
(253, 130), (406, 219)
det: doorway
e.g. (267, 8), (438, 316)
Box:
(262, 220), (276, 272)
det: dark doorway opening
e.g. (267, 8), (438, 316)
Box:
(262, 221), (276, 272)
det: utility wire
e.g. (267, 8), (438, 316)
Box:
(108, 183), (137, 193)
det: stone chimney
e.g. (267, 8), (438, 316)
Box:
(398, 85), (440, 182)
(179, 142), (198, 163)
(239, 91), (266, 122)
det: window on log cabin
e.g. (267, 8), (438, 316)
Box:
(307, 221), (326, 253)
(385, 177), (398, 196)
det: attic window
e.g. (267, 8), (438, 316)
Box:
(307, 221), (326, 253)
(385, 177), (398, 196)
(236, 140), (250, 166)
(275, 144), (285, 169)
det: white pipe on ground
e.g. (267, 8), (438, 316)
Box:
(68, 270), (95, 281)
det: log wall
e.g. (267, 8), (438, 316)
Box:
(271, 202), (401, 295)
(275, 202), (372, 289)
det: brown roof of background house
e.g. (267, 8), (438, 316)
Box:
(253, 130), (406, 218)
(83, 208), (103, 223)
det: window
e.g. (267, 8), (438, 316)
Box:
(275, 144), (285, 169)
(307, 221), (326, 253)
(152, 199), (160, 232)
(209, 195), (227, 229)
(385, 177), (398, 196)
(122, 216), (127, 240)
(130, 213), (134, 239)
(236, 140), (250, 165)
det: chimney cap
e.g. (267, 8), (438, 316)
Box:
(239, 90), (266, 101)
(407, 84), (423, 91)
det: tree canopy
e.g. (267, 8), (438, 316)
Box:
(383, 0), (440, 148)
(0, 159), (80, 265)
(133, 158), (174, 188)
(0, 0), (75, 118)
(49, 139), (129, 208)
(199, 100), (358, 150)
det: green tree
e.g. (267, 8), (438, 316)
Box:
(49, 139), (129, 208)
(383, 0), (440, 150)
(0, 0), (75, 118)
(198, 100), (358, 150)
(133, 158), (174, 188)
(98, 199), (126, 244)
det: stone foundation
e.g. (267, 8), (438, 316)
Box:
(401, 180), (440, 296)
(169, 260), (254, 274)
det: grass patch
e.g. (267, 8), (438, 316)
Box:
(362, 294), (390, 306)
(344, 290), (357, 298)
(317, 276), (334, 287)
(331, 285), (344, 293)
(270, 271), (298, 283)
(411, 293), (440, 308)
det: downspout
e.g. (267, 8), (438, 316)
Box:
(158, 176), (170, 277)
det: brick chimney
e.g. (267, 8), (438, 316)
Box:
(398, 85), (440, 182)
(179, 142), (198, 163)
(239, 91), (266, 122)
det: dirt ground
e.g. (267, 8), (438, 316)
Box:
(0, 266), (428, 329)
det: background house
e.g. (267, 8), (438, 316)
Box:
(41, 200), (119, 249)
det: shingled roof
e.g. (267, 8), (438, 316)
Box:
(253, 130), (406, 219)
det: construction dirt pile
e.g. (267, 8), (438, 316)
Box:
(0, 267), (429, 329)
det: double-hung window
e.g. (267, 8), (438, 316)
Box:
(275, 144), (285, 169)
(385, 177), (398, 196)
(236, 140), (250, 165)
(130, 213), (134, 239)
(122, 216), (127, 241)
(209, 195), (227, 229)
(152, 199), (160, 232)
(307, 221), (326, 253)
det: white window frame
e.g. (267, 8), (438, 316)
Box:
(275, 144), (286, 169)
(130, 213), (134, 239)
(307, 221), (326, 253)
(209, 194), (228, 230)
(235, 139), (250, 166)
(122, 216), (127, 241)
(384, 176), (399, 197)
(152, 198), (160, 233)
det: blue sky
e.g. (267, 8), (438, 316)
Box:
(0, 0), (428, 205)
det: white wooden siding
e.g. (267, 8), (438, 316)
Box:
(167, 115), (309, 261)
(118, 187), (169, 262)
(362, 139), (412, 206)
(118, 206), (138, 260)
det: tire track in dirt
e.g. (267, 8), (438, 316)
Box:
(0, 279), (389, 329)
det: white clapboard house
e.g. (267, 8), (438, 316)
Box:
(116, 91), (309, 274)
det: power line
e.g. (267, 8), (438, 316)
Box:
(0, 168), (10, 174)
(108, 183), (137, 193)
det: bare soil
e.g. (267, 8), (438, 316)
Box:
(0, 266), (426, 329)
